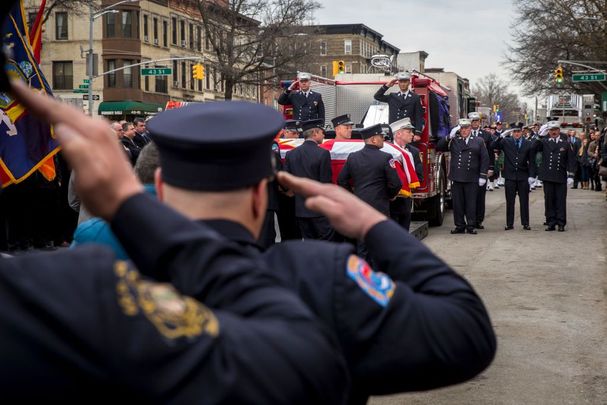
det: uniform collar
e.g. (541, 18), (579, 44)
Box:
(197, 219), (260, 249)
(364, 144), (381, 150)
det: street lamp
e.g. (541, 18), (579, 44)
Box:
(88, 0), (138, 116)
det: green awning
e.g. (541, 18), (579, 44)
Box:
(98, 101), (164, 116)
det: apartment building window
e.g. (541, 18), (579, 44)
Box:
(153, 17), (158, 44)
(189, 23), (194, 49)
(156, 75), (168, 93)
(190, 63), (195, 90)
(197, 74), (202, 91)
(320, 65), (327, 77)
(121, 11), (133, 38)
(345, 63), (352, 74)
(171, 17), (177, 45)
(144, 74), (149, 91)
(163, 20), (168, 47)
(320, 40), (327, 56)
(105, 13), (116, 37)
(55, 12), (68, 40)
(28, 12), (37, 30)
(173, 60), (178, 85)
(344, 39), (352, 55)
(181, 61), (186, 88)
(143, 15), (148, 41)
(123, 60), (134, 87)
(107, 60), (116, 88)
(52, 61), (72, 90)
(180, 20), (186, 47)
(196, 26), (202, 52)
(205, 67), (211, 89)
(205, 34), (210, 50)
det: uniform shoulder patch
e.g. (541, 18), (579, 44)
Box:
(346, 255), (395, 307)
(114, 261), (219, 340)
(389, 159), (397, 169)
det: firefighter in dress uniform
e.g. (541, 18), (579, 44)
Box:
(389, 117), (424, 232)
(277, 72), (325, 126)
(438, 119), (489, 234)
(276, 120), (302, 241)
(373, 72), (424, 133)
(468, 112), (496, 229)
(532, 121), (576, 232)
(492, 122), (536, 230)
(338, 124), (402, 261)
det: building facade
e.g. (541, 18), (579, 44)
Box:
(26, 0), (257, 118)
(301, 24), (400, 79)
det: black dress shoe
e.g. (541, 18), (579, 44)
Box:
(545, 225), (556, 231)
(543, 221), (548, 226)
(504, 226), (514, 230)
(475, 224), (485, 229)
(466, 228), (478, 234)
(557, 225), (565, 232)
(523, 225), (531, 230)
(450, 228), (465, 234)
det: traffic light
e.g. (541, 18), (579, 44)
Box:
(492, 104), (500, 113)
(554, 65), (564, 85)
(332, 60), (346, 77)
(192, 63), (205, 80)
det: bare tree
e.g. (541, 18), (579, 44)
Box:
(472, 74), (525, 123)
(41, 0), (93, 23)
(195, 0), (320, 100)
(506, 0), (607, 96)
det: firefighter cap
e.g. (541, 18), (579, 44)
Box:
(147, 102), (283, 191)
(390, 117), (415, 133)
(301, 119), (324, 132)
(284, 119), (302, 131)
(468, 112), (481, 121)
(331, 114), (354, 128)
(396, 72), (411, 81)
(458, 119), (472, 127)
(297, 72), (312, 81)
(359, 124), (384, 139)
(547, 121), (560, 129)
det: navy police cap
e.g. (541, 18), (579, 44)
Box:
(359, 124), (383, 139)
(147, 102), (284, 191)
(301, 119), (324, 132)
(284, 119), (301, 131)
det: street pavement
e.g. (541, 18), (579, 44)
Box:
(370, 186), (607, 405)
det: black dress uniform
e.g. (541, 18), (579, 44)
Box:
(277, 89), (325, 125)
(0, 191), (349, 404)
(471, 127), (496, 228)
(532, 134), (576, 230)
(438, 132), (489, 233)
(259, 140), (281, 248)
(276, 120), (302, 241)
(492, 134), (536, 229)
(285, 121), (334, 240)
(390, 143), (423, 231)
(373, 86), (424, 132)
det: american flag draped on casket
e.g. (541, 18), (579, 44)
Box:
(278, 139), (420, 197)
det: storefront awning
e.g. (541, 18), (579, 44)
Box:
(98, 101), (164, 117)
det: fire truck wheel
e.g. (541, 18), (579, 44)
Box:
(428, 169), (446, 227)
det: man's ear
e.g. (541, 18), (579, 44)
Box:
(252, 179), (268, 219)
(154, 168), (164, 201)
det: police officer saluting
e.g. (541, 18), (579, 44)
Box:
(438, 119), (489, 234)
(338, 124), (402, 260)
(469, 112), (495, 229)
(278, 72), (325, 126)
(389, 117), (424, 231)
(374, 72), (424, 133)
(285, 119), (334, 240)
(492, 122), (536, 230)
(532, 121), (576, 231)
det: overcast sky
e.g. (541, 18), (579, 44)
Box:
(314, 0), (516, 90)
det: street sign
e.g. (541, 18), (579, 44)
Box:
(73, 89), (88, 93)
(79, 84), (89, 89)
(571, 73), (606, 82)
(141, 68), (172, 76)
(83, 79), (90, 83)
(83, 95), (100, 101)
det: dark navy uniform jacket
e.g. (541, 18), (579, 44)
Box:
(532, 135), (576, 183)
(0, 193), (349, 404)
(438, 135), (490, 183)
(174, 219), (497, 405)
(277, 90), (325, 125)
(492, 136), (536, 180)
(471, 129), (496, 171)
(373, 86), (424, 132)
(337, 144), (402, 216)
(285, 139), (333, 217)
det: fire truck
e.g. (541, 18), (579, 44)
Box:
(280, 72), (453, 226)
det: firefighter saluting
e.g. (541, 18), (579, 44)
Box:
(278, 72), (325, 126)
(374, 72), (424, 133)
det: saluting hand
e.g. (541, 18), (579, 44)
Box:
(288, 80), (299, 91)
(277, 172), (386, 240)
(386, 79), (398, 87)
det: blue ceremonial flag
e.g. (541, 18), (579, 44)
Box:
(0, 0), (59, 187)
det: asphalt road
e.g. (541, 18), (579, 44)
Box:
(370, 186), (607, 405)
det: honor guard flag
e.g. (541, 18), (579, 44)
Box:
(0, 0), (58, 187)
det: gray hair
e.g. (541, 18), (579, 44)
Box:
(134, 142), (160, 184)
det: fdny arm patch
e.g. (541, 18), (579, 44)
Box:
(346, 255), (395, 307)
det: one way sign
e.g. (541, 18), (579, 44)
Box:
(83, 95), (100, 101)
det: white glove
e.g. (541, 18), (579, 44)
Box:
(449, 126), (460, 139)
(528, 177), (535, 186)
(567, 178), (574, 188)
(501, 129), (513, 138)
(479, 178), (487, 187)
